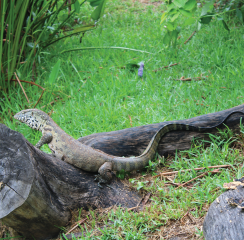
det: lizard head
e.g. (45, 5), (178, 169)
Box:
(14, 109), (50, 131)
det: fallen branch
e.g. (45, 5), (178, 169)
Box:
(153, 164), (231, 178)
(176, 169), (221, 189)
(152, 63), (179, 72)
(184, 31), (196, 44)
(14, 72), (30, 103)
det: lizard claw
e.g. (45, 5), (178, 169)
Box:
(94, 174), (108, 188)
(94, 175), (99, 182)
(98, 182), (104, 189)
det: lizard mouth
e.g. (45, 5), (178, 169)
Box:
(14, 111), (43, 130)
(14, 113), (26, 123)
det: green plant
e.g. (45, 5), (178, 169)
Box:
(161, 0), (197, 46)
(161, 0), (244, 47)
(0, 0), (107, 89)
(116, 169), (130, 179)
(129, 179), (149, 190)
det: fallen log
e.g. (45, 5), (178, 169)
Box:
(1, 104), (244, 239)
(78, 104), (244, 157)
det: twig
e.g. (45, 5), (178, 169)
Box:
(175, 169), (220, 189)
(128, 115), (133, 127)
(164, 176), (181, 186)
(34, 89), (45, 108)
(180, 208), (195, 223)
(184, 31), (196, 44)
(173, 76), (207, 81)
(153, 164), (231, 178)
(6, 79), (45, 108)
(152, 63), (179, 72)
(14, 72), (30, 103)
(128, 202), (141, 211)
(65, 218), (86, 235)
(59, 218), (86, 240)
(127, 193), (148, 211)
(141, 192), (151, 206)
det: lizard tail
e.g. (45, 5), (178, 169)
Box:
(111, 111), (244, 172)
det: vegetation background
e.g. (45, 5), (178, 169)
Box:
(1, 0), (244, 238)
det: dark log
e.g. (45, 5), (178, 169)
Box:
(1, 104), (244, 239)
(78, 104), (244, 157)
(0, 124), (142, 240)
(203, 186), (244, 240)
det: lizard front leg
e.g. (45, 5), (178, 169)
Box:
(95, 162), (113, 188)
(35, 132), (53, 149)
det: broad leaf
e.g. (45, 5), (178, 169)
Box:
(183, 17), (196, 27)
(74, 0), (80, 13)
(173, 0), (187, 8)
(200, 14), (212, 24)
(49, 59), (61, 84)
(171, 12), (180, 22)
(167, 22), (174, 31)
(184, 0), (196, 11)
(167, 3), (176, 12)
(91, 0), (107, 20)
(179, 8), (192, 17)
(88, 0), (104, 7)
(201, 0), (214, 16)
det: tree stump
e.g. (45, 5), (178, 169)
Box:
(1, 104), (244, 239)
(203, 186), (244, 240)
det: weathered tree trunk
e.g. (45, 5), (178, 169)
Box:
(203, 186), (244, 240)
(0, 125), (141, 239)
(1, 104), (244, 239)
(78, 104), (244, 157)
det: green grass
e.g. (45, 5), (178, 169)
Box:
(1, 0), (244, 239)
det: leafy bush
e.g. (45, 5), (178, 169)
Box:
(161, 0), (244, 47)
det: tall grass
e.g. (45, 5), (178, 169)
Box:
(0, 0), (107, 91)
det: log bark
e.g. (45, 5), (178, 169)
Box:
(78, 104), (244, 157)
(0, 125), (141, 239)
(203, 186), (244, 240)
(1, 104), (244, 239)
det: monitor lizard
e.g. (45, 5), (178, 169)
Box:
(14, 109), (242, 188)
